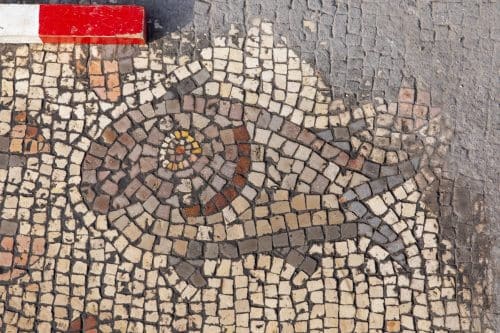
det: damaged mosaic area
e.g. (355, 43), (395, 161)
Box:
(0, 19), (473, 332)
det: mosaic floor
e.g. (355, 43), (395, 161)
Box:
(0, 20), (477, 332)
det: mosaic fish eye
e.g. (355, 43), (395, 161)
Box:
(159, 130), (202, 171)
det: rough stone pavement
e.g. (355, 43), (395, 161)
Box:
(0, 0), (498, 331)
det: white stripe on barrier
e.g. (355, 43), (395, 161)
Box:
(0, 4), (41, 44)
